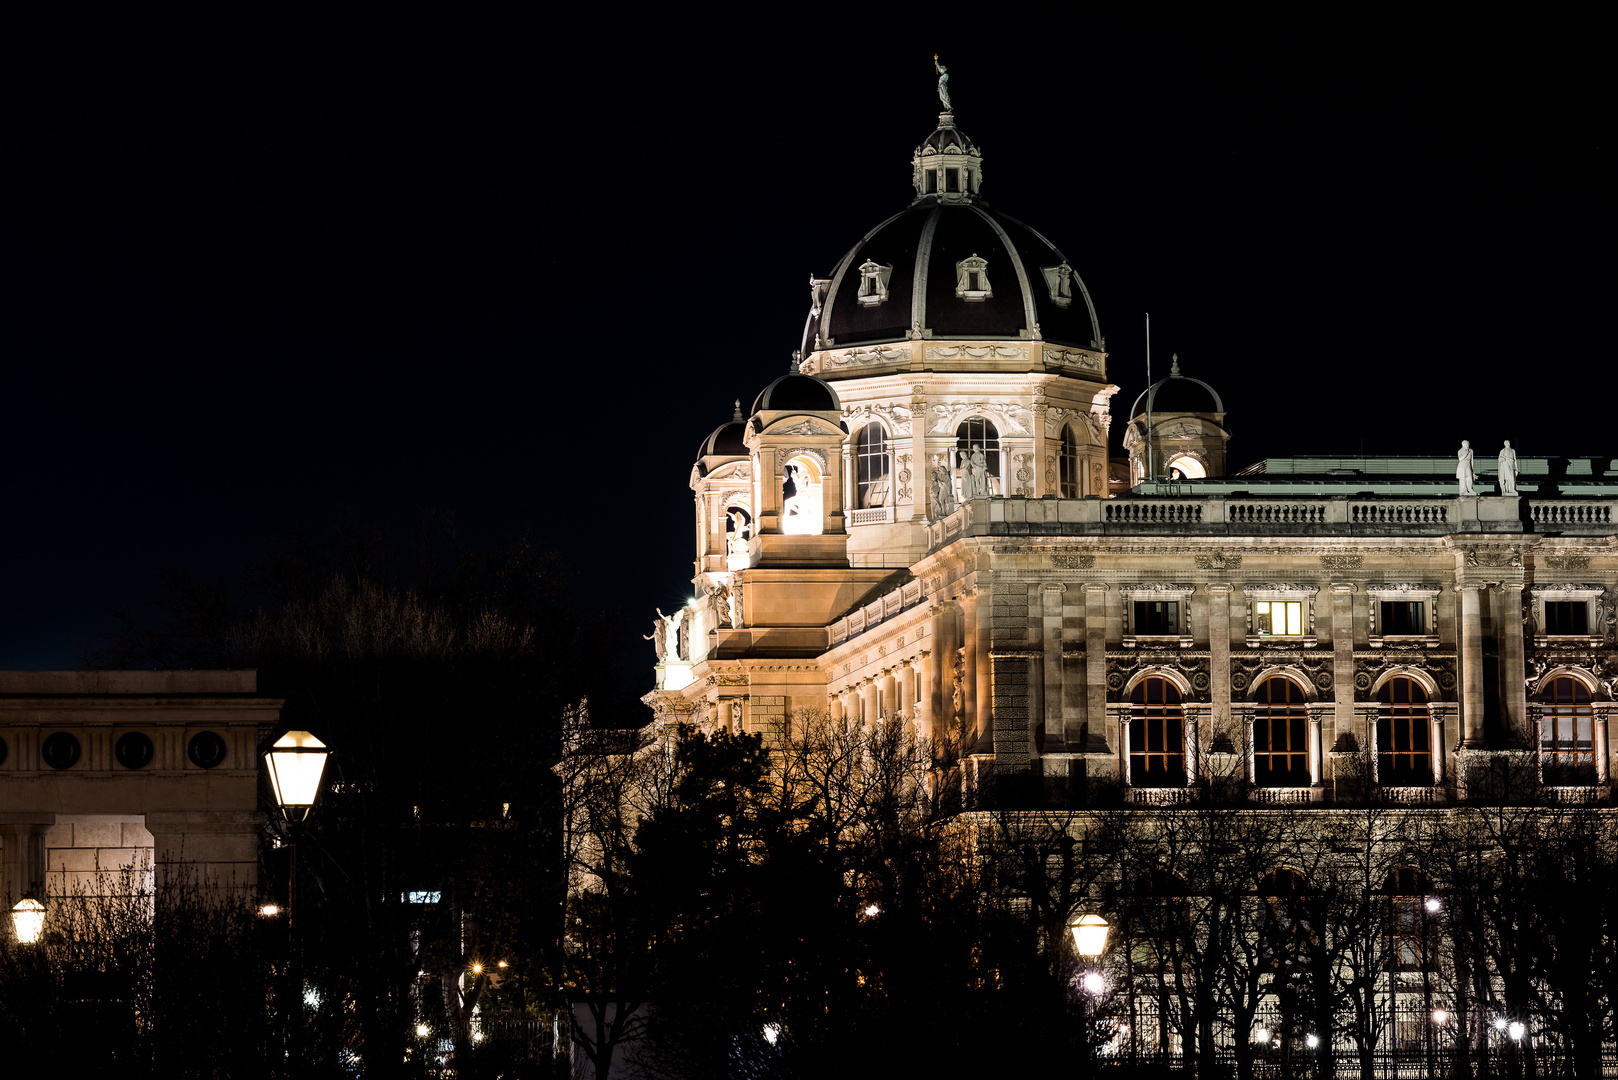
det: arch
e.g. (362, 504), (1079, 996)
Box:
(1539, 673), (1597, 784)
(781, 452), (825, 536)
(1529, 665), (1602, 700)
(1164, 452), (1208, 480)
(1058, 423), (1081, 498)
(1369, 665), (1440, 700)
(1123, 666), (1193, 699)
(854, 422), (891, 509)
(1376, 675), (1434, 786)
(1246, 667), (1317, 702)
(1128, 675), (1186, 788)
(954, 416), (1001, 498)
(1253, 677), (1310, 787)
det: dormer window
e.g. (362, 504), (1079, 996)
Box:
(925, 169), (938, 194)
(1041, 262), (1074, 308)
(945, 167), (960, 193)
(955, 254), (992, 302)
(856, 260), (892, 307)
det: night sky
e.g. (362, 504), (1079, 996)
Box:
(2, 18), (1610, 677)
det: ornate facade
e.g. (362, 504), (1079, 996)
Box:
(643, 106), (1618, 815)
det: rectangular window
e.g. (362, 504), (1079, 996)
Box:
(1254, 600), (1302, 636)
(1544, 601), (1589, 635)
(1134, 601), (1179, 635)
(925, 169), (937, 193)
(945, 167), (960, 192)
(1380, 601), (1426, 635)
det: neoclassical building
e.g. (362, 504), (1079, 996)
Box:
(643, 104), (1617, 812)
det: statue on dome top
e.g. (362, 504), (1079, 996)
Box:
(934, 55), (952, 112)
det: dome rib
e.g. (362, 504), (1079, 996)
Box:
(969, 205), (1039, 335)
(909, 208), (941, 336)
(817, 209), (909, 349)
(1002, 212), (1103, 347)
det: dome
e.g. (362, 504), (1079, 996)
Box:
(803, 114), (1101, 357)
(1129, 355), (1224, 417)
(697, 401), (749, 459)
(750, 373), (841, 415)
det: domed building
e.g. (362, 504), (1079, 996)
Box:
(647, 97), (1618, 819)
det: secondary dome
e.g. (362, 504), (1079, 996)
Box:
(1129, 355), (1224, 416)
(750, 373), (841, 415)
(696, 400), (748, 459)
(801, 112), (1102, 356)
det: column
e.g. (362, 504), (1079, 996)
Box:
(973, 589), (994, 753)
(932, 603), (960, 740)
(1309, 711), (1323, 786)
(1458, 584), (1486, 748)
(896, 661), (915, 721)
(1042, 583), (1066, 748)
(0, 816), (53, 908)
(1431, 708), (1446, 785)
(756, 449), (780, 532)
(860, 678), (879, 727)
(909, 391), (927, 521)
(1084, 584), (1112, 754)
(1594, 709), (1609, 784)
(879, 668), (897, 720)
(1208, 584), (1233, 737)
(1331, 583), (1358, 753)
(915, 651), (934, 741)
(824, 444), (846, 534)
(963, 592), (982, 749)
(1499, 581), (1528, 746)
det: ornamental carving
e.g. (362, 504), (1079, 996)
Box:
(1014, 453), (1034, 496)
(1106, 655), (1211, 703)
(1544, 555), (1592, 570)
(1351, 654), (1457, 701)
(1465, 548), (1522, 568)
(1045, 454), (1057, 490)
(1365, 582), (1440, 596)
(775, 420), (838, 437)
(1320, 555), (1363, 570)
(706, 461), (752, 481)
(1044, 347), (1103, 372)
(1195, 553), (1243, 570)
(1052, 554), (1095, 569)
(925, 345), (1028, 362)
(842, 402), (913, 435)
(1230, 655), (1335, 695)
(825, 346), (907, 369)
(1119, 583), (1196, 597)
(898, 454), (913, 501)
(1242, 583), (1319, 596)
(779, 447), (829, 471)
(925, 402), (1032, 436)
(1526, 651), (1618, 699)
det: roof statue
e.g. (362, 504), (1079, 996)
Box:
(934, 55), (952, 112)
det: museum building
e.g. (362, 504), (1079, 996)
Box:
(642, 103), (1618, 809)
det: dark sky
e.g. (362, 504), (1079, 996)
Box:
(1, 16), (1610, 674)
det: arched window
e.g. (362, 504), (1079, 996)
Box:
(1540, 676), (1596, 784)
(1058, 423), (1081, 498)
(1253, 678), (1310, 787)
(1385, 868), (1436, 970)
(1376, 676), (1433, 786)
(854, 423), (890, 509)
(954, 416), (1000, 497)
(1129, 676), (1185, 787)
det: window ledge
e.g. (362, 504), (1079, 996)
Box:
(1540, 784), (1608, 804)
(1123, 635), (1194, 649)
(1534, 635), (1604, 648)
(1249, 787), (1318, 805)
(1368, 635), (1441, 648)
(1378, 785), (1445, 805)
(1245, 635), (1318, 648)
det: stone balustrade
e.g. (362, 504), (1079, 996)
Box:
(827, 577), (927, 647)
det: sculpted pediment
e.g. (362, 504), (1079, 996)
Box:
(759, 415), (845, 438)
(706, 461), (753, 481)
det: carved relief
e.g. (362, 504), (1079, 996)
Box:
(842, 402), (913, 434)
(825, 346), (908, 369)
(1045, 454), (1056, 491)
(1231, 655), (1335, 694)
(779, 447), (830, 471)
(898, 454), (913, 501)
(706, 461), (753, 481)
(1351, 653), (1457, 700)
(775, 420), (838, 437)
(1053, 553), (1095, 569)
(1106, 654), (1211, 702)
(926, 401), (1033, 436)
(1044, 347), (1104, 372)
(1526, 652), (1618, 699)
(1013, 453), (1034, 496)
(1320, 555), (1363, 570)
(1544, 555), (1592, 570)
(1194, 553), (1243, 570)
(1465, 548), (1522, 568)
(925, 344), (1027, 362)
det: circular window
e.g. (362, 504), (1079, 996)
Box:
(41, 731), (82, 770)
(115, 731), (155, 770)
(187, 731), (228, 769)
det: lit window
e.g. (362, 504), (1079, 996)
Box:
(1544, 601), (1589, 635)
(1255, 601), (1302, 636)
(1540, 676), (1595, 784)
(1058, 424), (1081, 498)
(1134, 601), (1179, 635)
(1253, 678), (1309, 787)
(1376, 676), (1433, 785)
(856, 259), (892, 307)
(954, 254), (992, 301)
(1129, 676), (1185, 788)
(954, 416), (1000, 496)
(855, 423), (891, 509)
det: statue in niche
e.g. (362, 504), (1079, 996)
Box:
(1456, 440), (1476, 496)
(726, 508), (752, 554)
(964, 443), (990, 500)
(930, 464), (955, 516)
(782, 464), (802, 520)
(933, 55), (952, 111)
(1497, 441), (1519, 496)
(707, 584), (735, 630)
(643, 622), (666, 662)
(655, 608), (683, 661)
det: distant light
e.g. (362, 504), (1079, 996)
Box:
(1432, 1009), (1449, 1025)
(1425, 897), (1442, 913)
(258, 903), (281, 917)
(762, 1023), (780, 1046)
(1082, 972), (1105, 995)
(304, 987), (321, 1009)
(416, 1024), (430, 1038)
(472, 1030), (483, 1044)
(497, 960), (508, 968)
(863, 904), (880, 917)
(1253, 1027), (1270, 1044)
(404, 891), (442, 904)
(471, 963), (483, 975)
(502, 802), (510, 817)
(1508, 1021), (1525, 1041)
(1306, 1033), (1320, 1049)
(1494, 1017), (1509, 1032)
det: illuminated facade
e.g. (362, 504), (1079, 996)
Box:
(644, 105), (1618, 810)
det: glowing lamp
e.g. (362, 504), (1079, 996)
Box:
(1081, 971), (1105, 995)
(1425, 896), (1442, 913)
(1305, 1033), (1320, 1049)
(1508, 1021), (1525, 1041)
(1254, 1027), (1270, 1044)
(1070, 913), (1110, 957)
(1432, 1009), (1449, 1025)
(11, 897), (44, 944)
(1493, 1017), (1509, 1032)
(265, 731), (330, 820)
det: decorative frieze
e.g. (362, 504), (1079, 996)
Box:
(1195, 553), (1243, 570)
(1105, 653), (1211, 702)
(824, 346), (907, 369)
(1351, 653), (1457, 699)
(842, 401), (913, 434)
(924, 344), (1027, 362)
(1043, 347), (1103, 373)
(1544, 555), (1592, 570)
(1320, 555), (1363, 571)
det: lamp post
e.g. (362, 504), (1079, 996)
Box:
(1070, 914), (1111, 1071)
(10, 896), (45, 944)
(265, 731), (330, 1075)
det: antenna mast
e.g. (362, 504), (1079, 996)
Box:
(1145, 312), (1154, 486)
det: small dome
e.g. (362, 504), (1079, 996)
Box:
(698, 399), (749, 459)
(750, 373), (841, 415)
(1130, 355), (1224, 416)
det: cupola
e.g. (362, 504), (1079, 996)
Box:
(1122, 354), (1232, 483)
(912, 113), (983, 203)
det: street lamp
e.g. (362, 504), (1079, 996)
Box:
(265, 731), (330, 820)
(1070, 913), (1111, 958)
(10, 897), (44, 944)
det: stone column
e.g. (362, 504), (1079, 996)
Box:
(0, 816), (53, 908)
(1594, 709), (1610, 784)
(963, 592), (982, 748)
(720, 700), (737, 732)
(909, 391), (927, 521)
(1331, 583), (1358, 754)
(1458, 584), (1486, 747)
(933, 603), (960, 741)
(860, 678), (879, 727)
(1084, 585), (1112, 754)
(1499, 581), (1528, 746)
(915, 650), (934, 740)
(897, 661), (915, 721)
(824, 445), (847, 535)
(1431, 708), (1446, 785)
(1208, 584), (1233, 739)
(1309, 710), (1323, 787)
(756, 449), (780, 533)
(1042, 583), (1066, 747)
(879, 668), (897, 720)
